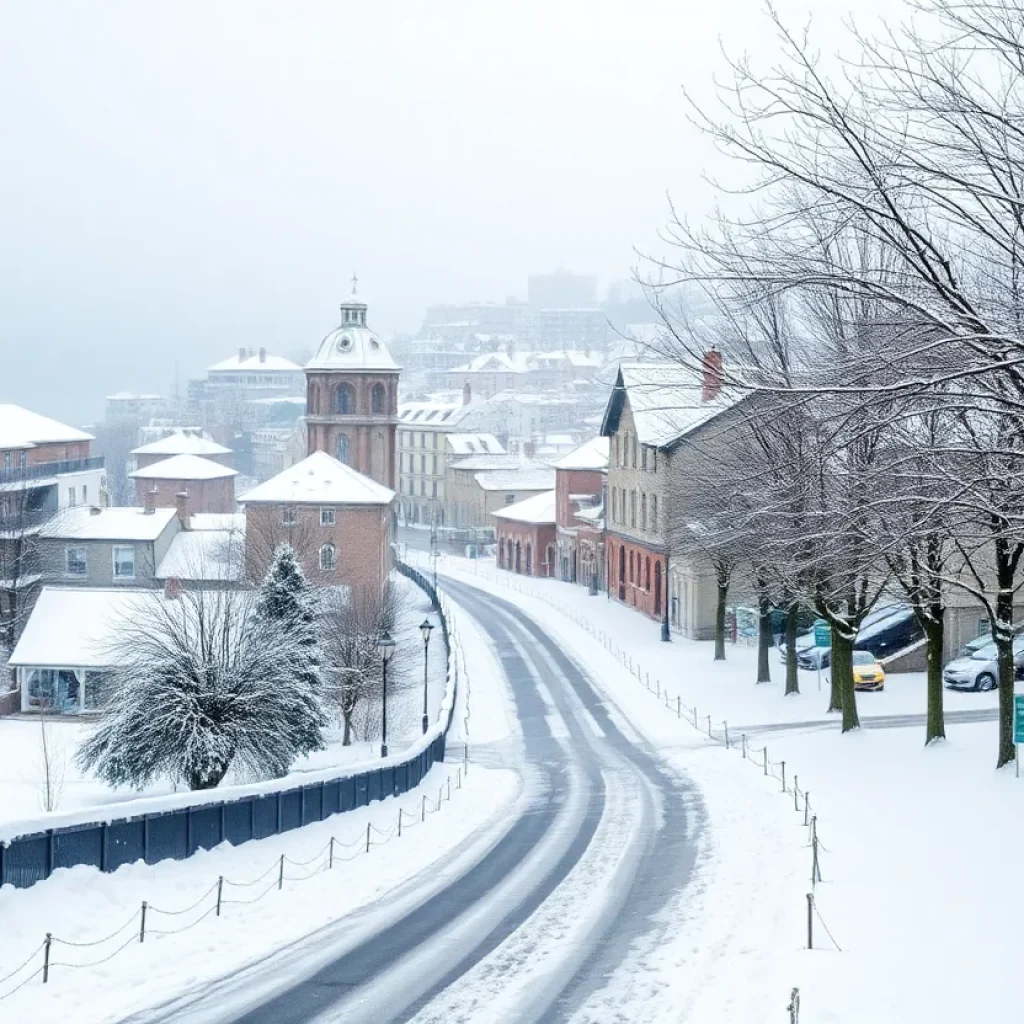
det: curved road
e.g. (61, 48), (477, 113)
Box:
(126, 578), (700, 1024)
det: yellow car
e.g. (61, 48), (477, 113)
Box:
(853, 651), (886, 691)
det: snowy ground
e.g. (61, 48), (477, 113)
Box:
(429, 552), (1021, 1024)
(0, 589), (521, 1023)
(0, 573), (447, 834)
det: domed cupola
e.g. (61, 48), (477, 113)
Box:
(305, 276), (400, 373)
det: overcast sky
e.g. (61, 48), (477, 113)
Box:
(0, 0), (886, 424)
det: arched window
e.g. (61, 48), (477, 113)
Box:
(641, 494), (647, 531)
(629, 551), (635, 582)
(654, 561), (662, 616)
(645, 556), (651, 590)
(336, 383), (356, 414)
(319, 543), (336, 571)
(336, 434), (350, 465)
(371, 383), (386, 415)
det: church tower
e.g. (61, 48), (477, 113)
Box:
(304, 279), (400, 488)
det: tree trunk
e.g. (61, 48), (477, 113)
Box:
(342, 712), (353, 746)
(714, 581), (728, 662)
(785, 603), (800, 695)
(757, 593), (772, 684)
(188, 760), (231, 790)
(831, 630), (860, 732)
(923, 613), (945, 746)
(994, 588), (1016, 768)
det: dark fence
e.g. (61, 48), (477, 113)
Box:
(0, 562), (455, 891)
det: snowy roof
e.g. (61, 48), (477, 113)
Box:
(492, 489), (557, 524)
(9, 588), (155, 667)
(447, 433), (506, 456)
(130, 454), (237, 481)
(555, 436), (610, 470)
(398, 401), (464, 425)
(156, 528), (245, 582)
(131, 432), (231, 458)
(600, 363), (745, 448)
(475, 468), (556, 492)
(207, 351), (302, 373)
(449, 453), (525, 472)
(531, 350), (602, 368)
(239, 450), (394, 506)
(305, 297), (399, 373)
(452, 351), (531, 374)
(190, 512), (246, 532)
(0, 405), (93, 451)
(39, 506), (178, 542)
(574, 501), (605, 525)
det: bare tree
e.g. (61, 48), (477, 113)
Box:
(35, 710), (67, 813)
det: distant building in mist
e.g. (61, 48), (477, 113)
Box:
(528, 270), (597, 309)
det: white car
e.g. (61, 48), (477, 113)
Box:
(942, 636), (1024, 691)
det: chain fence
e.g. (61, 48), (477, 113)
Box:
(0, 759), (471, 1004)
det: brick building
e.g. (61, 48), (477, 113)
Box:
(553, 437), (608, 585)
(239, 451), (395, 600)
(130, 454), (238, 514)
(493, 490), (557, 577)
(304, 287), (400, 489)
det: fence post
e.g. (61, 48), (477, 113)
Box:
(804, 792), (810, 827)
(781, 761), (786, 793)
(693, 707), (698, 729)
(806, 893), (814, 949)
(278, 854), (284, 891)
(329, 837), (335, 869)
(793, 776), (799, 811)
(457, 767), (462, 790)
(706, 715), (712, 738)
(656, 679), (661, 697)
(216, 876), (224, 917)
(139, 902), (147, 944)
(764, 746), (769, 775)
(422, 794), (426, 822)
(43, 933), (52, 983)
(742, 733), (747, 759)
(447, 776), (451, 801)
(366, 822), (371, 853)
(676, 696), (681, 718)
(724, 722), (730, 749)
(398, 808), (402, 838)
(788, 987), (801, 1024)
(646, 671), (650, 690)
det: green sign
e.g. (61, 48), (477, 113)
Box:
(813, 620), (831, 647)
(1015, 695), (1024, 745)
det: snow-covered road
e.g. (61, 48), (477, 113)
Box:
(121, 575), (702, 1024)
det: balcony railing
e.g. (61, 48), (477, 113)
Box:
(0, 456), (104, 488)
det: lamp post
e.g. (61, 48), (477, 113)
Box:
(419, 617), (434, 734)
(377, 629), (396, 757)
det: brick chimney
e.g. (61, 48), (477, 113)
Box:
(238, 346), (247, 363)
(702, 347), (724, 402)
(164, 577), (182, 600)
(175, 490), (190, 529)
(259, 347), (267, 363)
(462, 381), (472, 406)
(143, 486), (157, 515)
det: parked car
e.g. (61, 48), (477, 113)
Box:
(852, 650), (886, 691)
(796, 605), (923, 670)
(782, 603), (901, 665)
(942, 636), (1024, 691)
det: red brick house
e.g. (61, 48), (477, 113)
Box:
(130, 454), (237, 514)
(239, 450), (395, 599)
(131, 432), (233, 471)
(493, 490), (557, 577)
(553, 437), (608, 586)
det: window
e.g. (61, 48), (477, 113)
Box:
(432, 455), (438, 475)
(67, 486), (77, 506)
(336, 383), (356, 414)
(336, 434), (350, 465)
(3, 452), (9, 469)
(320, 507), (335, 526)
(419, 432), (425, 448)
(82, 485), (88, 505)
(642, 447), (648, 471)
(420, 479), (426, 495)
(611, 489), (617, 522)
(66, 546), (87, 576)
(651, 494), (658, 530)
(432, 481), (438, 498)
(319, 543), (336, 571)
(632, 437), (638, 469)
(19, 452), (26, 468)
(113, 545), (135, 579)
(630, 491), (637, 527)
(615, 435), (621, 466)
(652, 448), (658, 472)
(420, 454), (426, 473)
(505, 493), (517, 505)
(372, 383), (386, 414)
(641, 493), (647, 531)
(282, 506), (297, 526)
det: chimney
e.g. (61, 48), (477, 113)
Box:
(259, 347), (267, 363)
(702, 347), (724, 402)
(238, 346), (247, 363)
(164, 577), (182, 601)
(143, 486), (157, 515)
(462, 381), (472, 406)
(175, 490), (190, 529)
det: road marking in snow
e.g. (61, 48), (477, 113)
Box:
(579, 707), (605, 739)
(547, 712), (571, 740)
(534, 679), (557, 708)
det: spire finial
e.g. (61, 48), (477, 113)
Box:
(351, 271), (358, 296)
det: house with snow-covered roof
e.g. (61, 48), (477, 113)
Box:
(239, 450), (395, 599)
(493, 491), (557, 577)
(131, 430), (233, 470)
(130, 454), (238, 514)
(553, 437), (608, 588)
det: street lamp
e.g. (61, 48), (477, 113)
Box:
(419, 617), (434, 734)
(377, 629), (396, 757)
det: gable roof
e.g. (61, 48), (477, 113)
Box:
(0, 405), (93, 451)
(447, 433), (505, 456)
(555, 436), (609, 471)
(475, 467), (556, 492)
(599, 363), (745, 448)
(238, 450), (394, 506)
(39, 506), (178, 542)
(157, 527), (245, 582)
(207, 352), (302, 373)
(130, 454), (238, 481)
(492, 489), (557, 524)
(131, 433), (231, 458)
